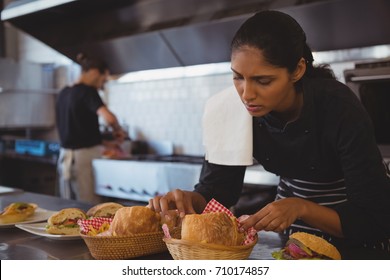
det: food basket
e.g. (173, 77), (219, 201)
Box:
(162, 198), (258, 260)
(163, 234), (258, 260)
(81, 231), (167, 260)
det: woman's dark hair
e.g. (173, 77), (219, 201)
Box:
(231, 10), (335, 79)
(76, 53), (109, 74)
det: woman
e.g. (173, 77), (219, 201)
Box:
(149, 10), (390, 259)
(56, 53), (125, 204)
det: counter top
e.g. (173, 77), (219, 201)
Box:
(0, 191), (285, 260)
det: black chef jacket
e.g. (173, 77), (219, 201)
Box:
(194, 77), (390, 259)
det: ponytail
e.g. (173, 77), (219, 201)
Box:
(76, 53), (108, 74)
(303, 43), (335, 79)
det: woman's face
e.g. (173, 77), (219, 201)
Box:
(231, 45), (299, 118)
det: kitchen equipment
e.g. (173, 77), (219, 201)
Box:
(344, 59), (390, 158)
(93, 158), (203, 202)
(93, 155), (279, 202)
(147, 140), (174, 156)
(3, 0), (389, 75)
(14, 139), (60, 157)
(15, 140), (46, 156)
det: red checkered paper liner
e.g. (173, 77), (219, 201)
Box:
(77, 217), (113, 235)
(203, 199), (257, 245)
(202, 198), (234, 216)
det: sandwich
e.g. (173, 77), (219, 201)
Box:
(272, 232), (341, 260)
(110, 206), (161, 236)
(86, 202), (123, 218)
(181, 212), (245, 246)
(46, 208), (87, 235)
(0, 202), (37, 224)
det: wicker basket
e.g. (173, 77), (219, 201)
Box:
(81, 231), (167, 260)
(163, 234), (258, 260)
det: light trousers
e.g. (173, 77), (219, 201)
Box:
(57, 145), (103, 204)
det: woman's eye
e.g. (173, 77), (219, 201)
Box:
(256, 79), (272, 85)
(233, 75), (243, 80)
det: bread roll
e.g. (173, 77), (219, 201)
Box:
(86, 202), (123, 218)
(0, 202), (37, 224)
(181, 212), (245, 246)
(110, 206), (161, 236)
(46, 208), (87, 235)
(160, 210), (181, 232)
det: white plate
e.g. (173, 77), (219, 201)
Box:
(0, 208), (56, 228)
(15, 222), (81, 240)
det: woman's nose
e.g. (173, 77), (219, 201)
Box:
(241, 82), (256, 102)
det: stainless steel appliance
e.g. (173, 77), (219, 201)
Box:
(93, 156), (204, 202)
(344, 59), (390, 159)
(3, 0), (390, 75)
(93, 155), (279, 202)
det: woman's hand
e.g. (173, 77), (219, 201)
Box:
(239, 197), (343, 237)
(148, 189), (207, 219)
(239, 197), (305, 232)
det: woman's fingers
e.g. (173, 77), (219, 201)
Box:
(243, 198), (305, 233)
(171, 189), (186, 217)
(148, 196), (161, 212)
(171, 189), (198, 217)
(253, 218), (286, 232)
(239, 201), (293, 232)
(148, 190), (206, 220)
(182, 192), (197, 215)
(148, 189), (196, 218)
(239, 208), (269, 231)
(147, 194), (171, 214)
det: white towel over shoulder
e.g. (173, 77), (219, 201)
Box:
(203, 86), (253, 166)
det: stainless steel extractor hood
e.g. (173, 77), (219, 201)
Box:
(2, 0), (390, 75)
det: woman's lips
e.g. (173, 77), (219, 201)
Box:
(245, 104), (263, 113)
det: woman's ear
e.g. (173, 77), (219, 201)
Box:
(292, 57), (306, 82)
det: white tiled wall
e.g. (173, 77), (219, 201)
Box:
(106, 74), (233, 155)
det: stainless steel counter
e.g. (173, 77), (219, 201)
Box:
(0, 191), (285, 260)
